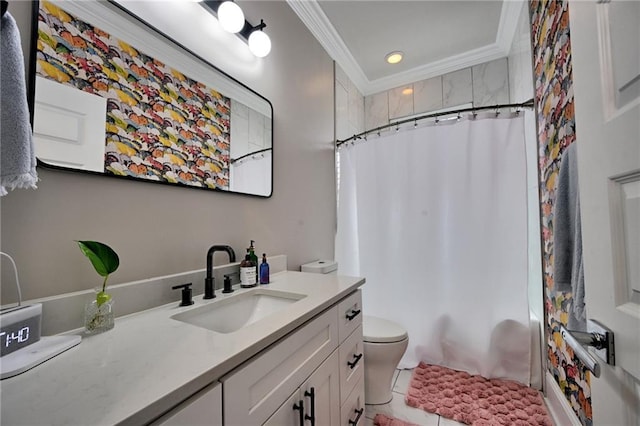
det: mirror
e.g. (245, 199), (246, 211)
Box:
(30, 0), (273, 197)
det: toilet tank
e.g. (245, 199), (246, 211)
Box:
(300, 260), (338, 274)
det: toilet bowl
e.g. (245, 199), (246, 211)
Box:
(363, 315), (408, 405)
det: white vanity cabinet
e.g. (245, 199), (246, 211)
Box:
(222, 290), (364, 426)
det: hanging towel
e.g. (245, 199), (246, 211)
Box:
(1, 10), (38, 196)
(553, 142), (586, 331)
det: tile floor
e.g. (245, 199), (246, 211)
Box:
(364, 369), (466, 426)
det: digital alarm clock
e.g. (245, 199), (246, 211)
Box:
(0, 304), (42, 357)
(0, 303), (81, 379)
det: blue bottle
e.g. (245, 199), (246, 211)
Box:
(259, 253), (270, 284)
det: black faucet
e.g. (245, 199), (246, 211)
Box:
(205, 245), (236, 299)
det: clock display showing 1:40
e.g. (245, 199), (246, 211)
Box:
(0, 310), (41, 357)
(1, 327), (30, 346)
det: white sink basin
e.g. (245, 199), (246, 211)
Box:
(171, 288), (306, 334)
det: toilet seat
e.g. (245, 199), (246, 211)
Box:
(363, 315), (408, 343)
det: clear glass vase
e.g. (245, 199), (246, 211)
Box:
(84, 291), (114, 334)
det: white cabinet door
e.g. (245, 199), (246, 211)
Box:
(569, 1), (640, 424)
(152, 382), (222, 426)
(264, 351), (341, 426)
(263, 390), (303, 426)
(301, 350), (341, 426)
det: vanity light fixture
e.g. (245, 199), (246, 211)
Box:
(385, 51), (403, 64)
(248, 20), (271, 58)
(217, 1), (245, 34)
(201, 0), (271, 57)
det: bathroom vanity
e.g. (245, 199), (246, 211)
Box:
(0, 271), (365, 425)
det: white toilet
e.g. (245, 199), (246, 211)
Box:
(299, 261), (409, 405)
(363, 315), (408, 405)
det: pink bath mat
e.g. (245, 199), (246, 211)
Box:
(373, 413), (419, 426)
(405, 362), (553, 426)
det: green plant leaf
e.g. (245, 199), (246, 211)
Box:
(77, 240), (120, 277)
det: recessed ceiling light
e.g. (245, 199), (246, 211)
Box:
(402, 87), (413, 96)
(385, 51), (403, 64)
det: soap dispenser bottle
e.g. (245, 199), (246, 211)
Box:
(248, 240), (259, 282)
(240, 251), (257, 288)
(259, 253), (270, 284)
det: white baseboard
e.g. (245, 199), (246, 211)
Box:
(545, 371), (582, 426)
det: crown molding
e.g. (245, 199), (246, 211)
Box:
(287, 0), (525, 96)
(286, 0), (369, 92)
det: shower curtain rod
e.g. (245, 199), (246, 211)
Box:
(336, 98), (534, 147)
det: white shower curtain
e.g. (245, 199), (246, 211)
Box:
(229, 150), (271, 196)
(336, 115), (531, 385)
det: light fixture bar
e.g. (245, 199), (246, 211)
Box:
(201, 0), (264, 42)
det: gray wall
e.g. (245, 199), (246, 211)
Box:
(1, 1), (336, 302)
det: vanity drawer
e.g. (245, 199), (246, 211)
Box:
(339, 324), (364, 404)
(337, 290), (362, 343)
(340, 377), (365, 426)
(221, 306), (338, 426)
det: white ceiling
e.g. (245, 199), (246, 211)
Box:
(287, 0), (525, 96)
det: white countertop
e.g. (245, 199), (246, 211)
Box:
(0, 271), (365, 425)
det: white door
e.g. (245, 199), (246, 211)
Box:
(569, 1), (640, 424)
(33, 76), (107, 172)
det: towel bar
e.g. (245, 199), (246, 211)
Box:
(560, 320), (615, 378)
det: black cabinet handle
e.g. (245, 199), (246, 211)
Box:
(346, 308), (361, 321)
(293, 400), (305, 426)
(347, 353), (363, 369)
(304, 387), (315, 425)
(348, 408), (364, 425)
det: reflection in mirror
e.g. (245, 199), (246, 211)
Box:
(31, 1), (272, 197)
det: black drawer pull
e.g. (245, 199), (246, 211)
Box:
(348, 408), (364, 425)
(347, 353), (363, 369)
(304, 387), (315, 425)
(346, 309), (361, 321)
(293, 400), (305, 426)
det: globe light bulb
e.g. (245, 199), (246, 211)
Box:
(248, 30), (271, 58)
(218, 1), (245, 34)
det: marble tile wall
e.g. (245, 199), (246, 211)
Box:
(472, 58), (510, 106)
(230, 100), (272, 159)
(443, 68), (473, 108)
(508, 4), (535, 103)
(335, 63), (365, 141)
(363, 58), (510, 132)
